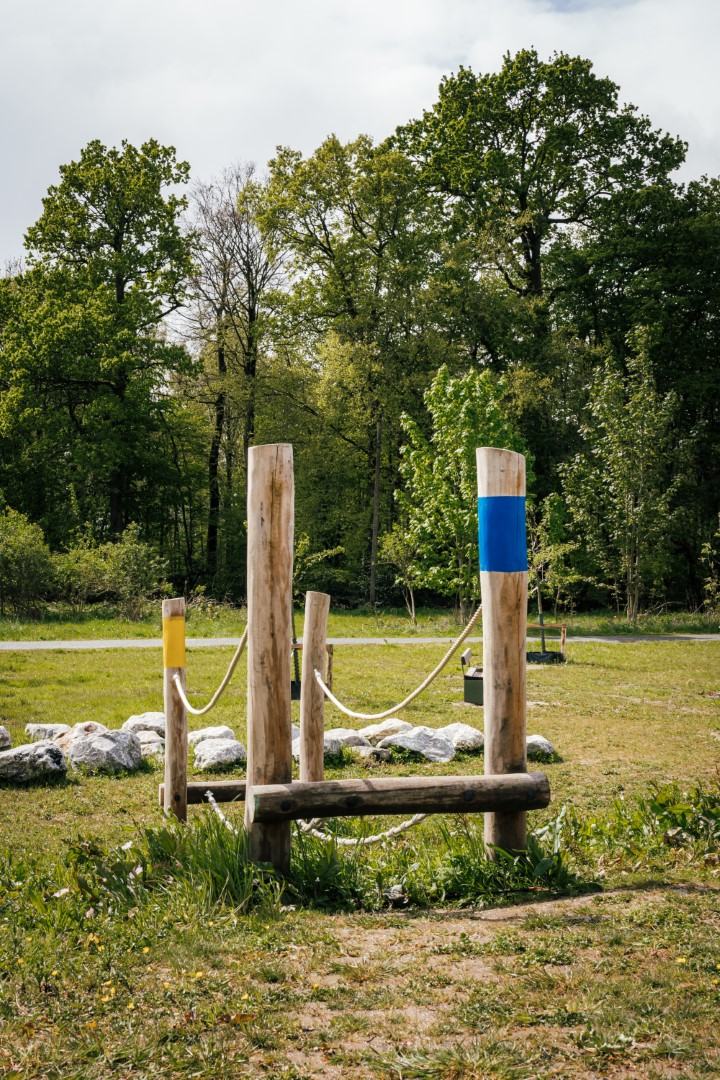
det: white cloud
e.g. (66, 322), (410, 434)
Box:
(1, 0), (718, 262)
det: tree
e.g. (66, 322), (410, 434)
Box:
(397, 365), (531, 619)
(561, 330), (679, 621)
(3, 140), (196, 541)
(0, 507), (54, 614)
(261, 134), (443, 602)
(188, 165), (285, 587)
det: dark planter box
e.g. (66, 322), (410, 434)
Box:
(463, 671), (484, 706)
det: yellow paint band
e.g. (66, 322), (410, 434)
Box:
(163, 615), (186, 669)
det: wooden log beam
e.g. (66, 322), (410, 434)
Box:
(162, 596), (187, 823)
(244, 443), (294, 873)
(247, 772), (550, 824)
(158, 780), (246, 806)
(299, 590), (331, 782)
(477, 447), (529, 854)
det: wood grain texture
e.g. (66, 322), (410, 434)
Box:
(158, 780), (246, 806)
(476, 447), (529, 853)
(248, 772), (550, 824)
(162, 596), (187, 822)
(244, 444), (294, 872)
(299, 591), (330, 782)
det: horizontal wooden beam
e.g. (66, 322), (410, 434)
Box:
(247, 772), (550, 824)
(158, 780), (246, 807)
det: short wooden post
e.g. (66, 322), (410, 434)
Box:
(162, 596), (187, 822)
(244, 444), (294, 873)
(476, 448), (528, 853)
(299, 591), (330, 782)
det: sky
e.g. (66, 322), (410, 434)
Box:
(1, 0), (718, 264)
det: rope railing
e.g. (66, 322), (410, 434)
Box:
(313, 604), (482, 722)
(205, 791), (428, 848)
(173, 627), (248, 717)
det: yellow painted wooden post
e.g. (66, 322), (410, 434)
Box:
(162, 596), (187, 822)
(244, 444), (294, 873)
(476, 448), (528, 853)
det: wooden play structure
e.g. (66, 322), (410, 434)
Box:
(158, 443), (551, 873)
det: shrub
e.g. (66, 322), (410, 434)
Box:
(100, 524), (169, 619)
(52, 539), (108, 609)
(0, 507), (54, 614)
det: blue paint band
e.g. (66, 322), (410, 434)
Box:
(477, 496), (528, 573)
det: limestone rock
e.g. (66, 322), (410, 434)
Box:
(0, 741), (67, 783)
(122, 712), (166, 736)
(68, 730), (143, 773)
(526, 734), (555, 760)
(25, 723), (71, 743)
(188, 725), (236, 747)
(437, 722), (484, 753)
(54, 722), (109, 754)
(194, 738), (246, 771)
(137, 730), (165, 758)
(0, 726), (11, 751)
(324, 727), (371, 748)
(378, 726), (456, 763)
(359, 718), (412, 744)
(291, 735), (342, 761)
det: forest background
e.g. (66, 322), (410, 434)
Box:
(1, 48), (719, 624)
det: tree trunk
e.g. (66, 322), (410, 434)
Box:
(368, 416), (382, 606)
(206, 341), (227, 582)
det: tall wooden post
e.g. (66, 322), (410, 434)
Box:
(162, 596), (187, 822)
(299, 591), (330, 782)
(476, 448), (528, 853)
(244, 444), (294, 873)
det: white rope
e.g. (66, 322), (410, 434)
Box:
(205, 791), (427, 848)
(296, 813), (428, 846)
(313, 604), (482, 721)
(173, 628), (248, 716)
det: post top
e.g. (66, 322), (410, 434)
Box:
(476, 447), (526, 498)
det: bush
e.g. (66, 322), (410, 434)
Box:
(0, 507), (54, 614)
(52, 539), (108, 609)
(100, 524), (169, 619)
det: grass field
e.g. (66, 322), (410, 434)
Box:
(0, 602), (718, 642)
(1, 639), (719, 1077)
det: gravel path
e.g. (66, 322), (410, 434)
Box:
(0, 632), (718, 651)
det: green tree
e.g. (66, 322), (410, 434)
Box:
(397, 365), (531, 619)
(561, 330), (678, 621)
(0, 140), (196, 546)
(262, 134), (443, 602)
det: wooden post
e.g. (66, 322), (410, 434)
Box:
(244, 444), (294, 873)
(476, 448), (528, 853)
(162, 596), (187, 822)
(299, 591), (331, 782)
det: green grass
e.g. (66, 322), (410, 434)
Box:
(0, 638), (719, 1076)
(0, 601), (717, 641)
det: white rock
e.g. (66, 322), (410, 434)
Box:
(526, 734), (555, 759)
(68, 730), (142, 773)
(0, 741), (67, 783)
(137, 730), (165, 758)
(0, 726), (11, 751)
(291, 723), (300, 739)
(378, 726), (456, 763)
(122, 712), (166, 736)
(54, 722), (109, 754)
(324, 727), (371, 748)
(359, 718), (413, 744)
(194, 737), (246, 771)
(291, 735), (342, 761)
(25, 723), (71, 743)
(188, 725), (236, 747)
(437, 722), (484, 753)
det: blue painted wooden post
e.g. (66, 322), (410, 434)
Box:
(476, 448), (528, 853)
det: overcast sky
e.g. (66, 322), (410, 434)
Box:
(1, 0), (717, 264)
